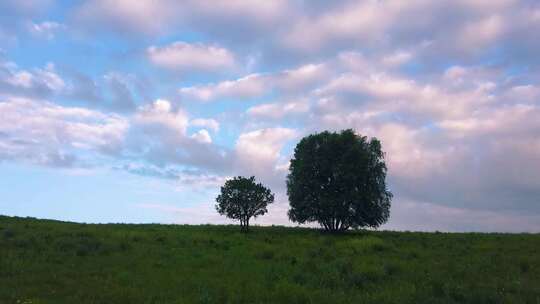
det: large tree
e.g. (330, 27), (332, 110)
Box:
(287, 129), (392, 232)
(216, 176), (274, 232)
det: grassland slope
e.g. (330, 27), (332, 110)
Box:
(1, 215), (539, 303)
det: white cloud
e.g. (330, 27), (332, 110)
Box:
(438, 104), (540, 138)
(505, 84), (540, 103)
(1, 61), (65, 95)
(382, 50), (413, 67)
(315, 70), (496, 120)
(190, 118), (219, 132)
(275, 63), (330, 91)
(191, 129), (212, 144)
(179, 73), (266, 102)
(74, 0), (179, 35)
(0, 97), (128, 166)
(37, 64), (66, 92)
(73, 0), (289, 38)
(68, 0), (540, 66)
(190, 0), (288, 24)
(234, 127), (297, 186)
(235, 128), (296, 163)
(326, 73), (417, 99)
(272, 0), (539, 64)
(178, 63), (330, 102)
(457, 15), (506, 51)
(27, 21), (64, 40)
(147, 41), (236, 72)
(443, 65), (469, 82)
(247, 99), (309, 119)
(134, 99), (189, 135)
(281, 0), (389, 52)
(128, 99), (231, 172)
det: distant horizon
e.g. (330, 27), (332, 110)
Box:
(3, 213), (539, 235)
(1, 1), (540, 233)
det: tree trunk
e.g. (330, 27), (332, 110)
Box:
(239, 217), (250, 233)
(322, 218), (349, 233)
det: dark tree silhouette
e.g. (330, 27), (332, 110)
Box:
(287, 129), (392, 232)
(216, 176), (274, 232)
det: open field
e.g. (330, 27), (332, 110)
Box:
(1, 215), (539, 303)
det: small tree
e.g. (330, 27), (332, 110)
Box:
(216, 176), (274, 232)
(287, 129), (392, 232)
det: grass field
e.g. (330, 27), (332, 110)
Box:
(1, 215), (539, 303)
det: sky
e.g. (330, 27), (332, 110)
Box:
(1, 0), (539, 232)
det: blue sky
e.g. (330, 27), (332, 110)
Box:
(1, 0), (540, 232)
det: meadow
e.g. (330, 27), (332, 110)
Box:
(1, 215), (539, 303)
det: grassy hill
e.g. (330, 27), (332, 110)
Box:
(1, 216), (539, 303)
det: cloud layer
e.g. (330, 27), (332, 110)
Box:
(0, 0), (539, 231)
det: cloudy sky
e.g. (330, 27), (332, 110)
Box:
(1, 0), (539, 232)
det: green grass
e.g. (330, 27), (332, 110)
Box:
(1, 216), (539, 304)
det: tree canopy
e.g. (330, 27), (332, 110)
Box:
(287, 129), (392, 232)
(216, 176), (274, 232)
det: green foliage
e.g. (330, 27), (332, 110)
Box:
(216, 176), (274, 232)
(1, 215), (540, 303)
(287, 129), (392, 232)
